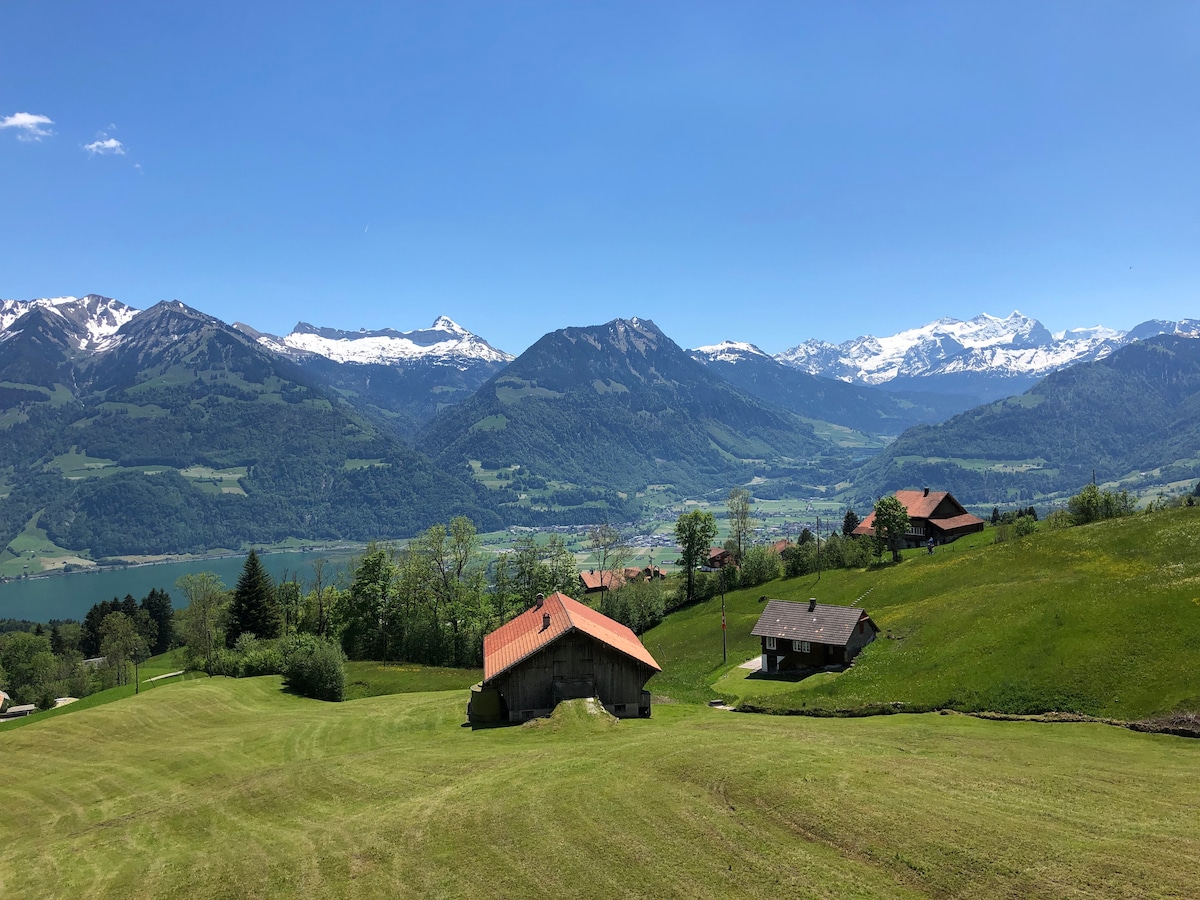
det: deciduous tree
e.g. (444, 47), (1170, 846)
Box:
(99, 612), (147, 687)
(726, 488), (754, 561)
(675, 509), (717, 601)
(873, 495), (910, 563)
(176, 572), (228, 670)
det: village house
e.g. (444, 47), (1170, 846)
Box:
(470, 592), (661, 724)
(751, 598), (878, 674)
(705, 547), (733, 569)
(853, 487), (985, 548)
(579, 565), (667, 594)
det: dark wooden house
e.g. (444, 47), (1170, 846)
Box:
(853, 488), (985, 548)
(751, 598), (878, 674)
(470, 592), (661, 724)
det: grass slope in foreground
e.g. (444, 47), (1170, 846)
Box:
(2, 676), (1199, 899)
(645, 506), (1200, 719)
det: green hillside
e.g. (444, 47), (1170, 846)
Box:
(2, 676), (1198, 898)
(0, 301), (498, 558)
(419, 318), (842, 515)
(645, 505), (1200, 720)
(853, 334), (1200, 506)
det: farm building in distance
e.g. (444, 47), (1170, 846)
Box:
(579, 566), (666, 594)
(853, 488), (985, 548)
(751, 598), (878, 674)
(470, 592), (661, 725)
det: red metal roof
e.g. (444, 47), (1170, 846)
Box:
(483, 592), (661, 683)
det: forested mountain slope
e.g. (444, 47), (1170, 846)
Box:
(419, 318), (843, 511)
(0, 302), (495, 558)
(851, 335), (1200, 505)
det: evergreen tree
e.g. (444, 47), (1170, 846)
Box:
(841, 509), (860, 536)
(139, 588), (174, 655)
(226, 550), (281, 647)
(991, 506), (1001, 525)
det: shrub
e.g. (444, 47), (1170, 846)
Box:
(282, 635), (346, 702)
(740, 545), (781, 587)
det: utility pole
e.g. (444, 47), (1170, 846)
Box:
(716, 567), (728, 663)
(816, 514), (821, 582)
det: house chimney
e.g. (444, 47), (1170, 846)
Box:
(542, 612), (551, 630)
(535, 593), (545, 609)
(808, 597), (816, 612)
(923, 487), (930, 497)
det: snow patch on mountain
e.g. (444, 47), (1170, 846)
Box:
(774, 311), (1194, 386)
(0, 294), (140, 350)
(265, 317), (513, 368)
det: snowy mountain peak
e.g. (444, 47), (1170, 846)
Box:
(430, 315), (468, 335)
(264, 316), (513, 368)
(690, 340), (770, 364)
(775, 311), (1189, 388)
(0, 294), (140, 350)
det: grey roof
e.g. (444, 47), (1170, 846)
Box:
(751, 600), (874, 646)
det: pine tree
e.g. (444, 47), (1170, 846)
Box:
(841, 509), (860, 536)
(227, 550), (281, 646)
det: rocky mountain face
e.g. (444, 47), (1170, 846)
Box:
(234, 316), (513, 436)
(776, 312), (1200, 402)
(689, 341), (979, 437)
(0, 294), (138, 351)
(245, 315), (512, 368)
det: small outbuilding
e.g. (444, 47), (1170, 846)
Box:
(751, 598), (878, 674)
(471, 592), (661, 724)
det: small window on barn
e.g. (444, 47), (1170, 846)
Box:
(765, 636), (776, 650)
(792, 640), (811, 653)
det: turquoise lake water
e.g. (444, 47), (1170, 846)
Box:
(0, 551), (358, 622)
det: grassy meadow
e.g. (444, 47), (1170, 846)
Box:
(4, 506), (1200, 897)
(645, 505), (1200, 720)
(2, 676), (1199, 899)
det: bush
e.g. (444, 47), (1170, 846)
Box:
(740, 545), (781, 587)
(600, 581), (666, 635)
(282, 635), (346, 702)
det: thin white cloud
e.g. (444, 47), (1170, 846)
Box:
(84, 137), (126, 156)
(0, 111), (55, 141)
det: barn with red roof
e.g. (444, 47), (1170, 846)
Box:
(470, 592), (661, 724)
(853, 487), (985, 548)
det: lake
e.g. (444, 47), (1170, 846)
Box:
(0, 550), (359, 622)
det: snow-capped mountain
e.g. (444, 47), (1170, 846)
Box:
(0, 294), (139, 351)
(690, 340), (773, 365)
(247, 315), (513, 369)
(776, 311), (1200, 397)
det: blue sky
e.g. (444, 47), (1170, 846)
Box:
(2, 2), (1198, 355)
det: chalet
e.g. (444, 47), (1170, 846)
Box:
(770, 539), (792, 555)
(470, 592), (661, 725)
(579, 569), (628, 594)
(579, 565), (668, 594)
(751, 598), (878, 674)
(706, 547), (733, 569)
(853, 488), (985, 548)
